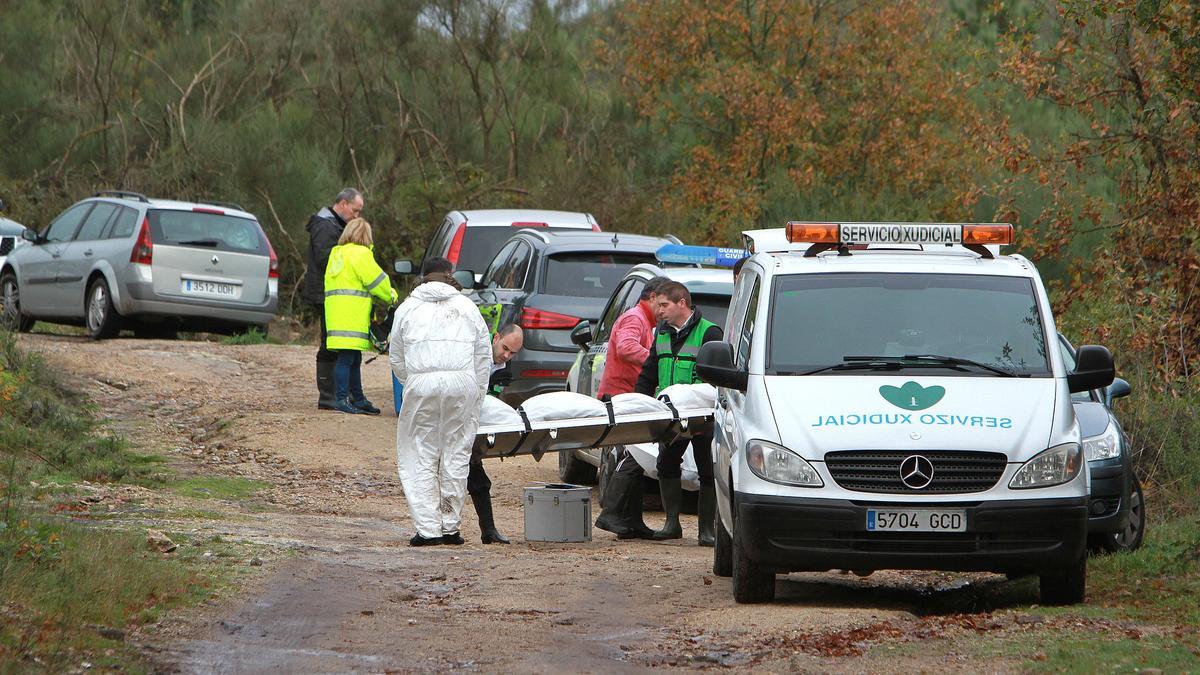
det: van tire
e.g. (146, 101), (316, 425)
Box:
(85, 278), (121, 340)
(713, 515), (732, 577)
(1039, 555), (1086, 605)
(732, 523), (774, 603)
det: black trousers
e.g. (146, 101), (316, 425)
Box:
(656, 434), (714, 484)
(467, 455), (490, 498)
(315, 304), (336, 363)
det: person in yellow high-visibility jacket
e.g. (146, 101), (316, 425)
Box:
(324, 218), (397, 414)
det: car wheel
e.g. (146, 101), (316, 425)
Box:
(731, 520), (775, 603)
(1101, 475), (1146, 553)
(713, 511), (733, 578)
(597, 447), (617, 508)
(1039, 554), (1086, 605)
(85, 278), (121, 340)
(558, 448), (597, 485)
(0, 272), (34, 332)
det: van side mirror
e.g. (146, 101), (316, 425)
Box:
(393, 259), (415, 275)
(1067, 345), (1115, 394)
(452, 270), (476, 289)
(696, 341), (747, 392)
(1104, 377), (1131, 406)
(569, 321), (593, 348)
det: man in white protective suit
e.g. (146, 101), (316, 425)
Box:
(389, 257), (491, 546)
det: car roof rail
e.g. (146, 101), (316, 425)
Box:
(94, 189), (150, 203)
(665, 233), (683, 245)
(198, 199), (247, 212)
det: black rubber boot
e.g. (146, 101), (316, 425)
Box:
(472, 491), (510, 544)
(441, 532), (465, 545)
(652, 477), (684, 540)
(697, 481), (716, 547)
(595, 470), (654, 539)
(316, 361), (337, 410)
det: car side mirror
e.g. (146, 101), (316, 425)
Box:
(1104, 377), (1131, 406)
(0, 198), (7, 212)
(452, 270), (477, 289)
(393, 259), (415, 275)
(696, 341), (747, 392)
(1067, 345), (1115, 394)
(569, 320), (593, 348)
(21, 228), (38, 243)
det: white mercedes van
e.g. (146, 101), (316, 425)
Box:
(697, 222), (1115, 604)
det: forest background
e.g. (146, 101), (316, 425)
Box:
(0, 0), (1196, 508)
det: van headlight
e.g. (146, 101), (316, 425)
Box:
(1009, 443), (1083, 489)
(746, 440), (823, 487)
(1083, 424), (1121, 461)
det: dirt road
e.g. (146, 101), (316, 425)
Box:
(23, 333), (1041, 672)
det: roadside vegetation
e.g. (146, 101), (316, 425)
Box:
(0, 330), (262, 672)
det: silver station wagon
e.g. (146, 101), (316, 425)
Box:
(0, 190), (278, 339)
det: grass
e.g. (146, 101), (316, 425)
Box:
(0, 329), (266, 671)
(168, 476), (267, 501)
(218, 328), (272, 345)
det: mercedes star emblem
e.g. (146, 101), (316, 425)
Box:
(899, 454), (934, 490)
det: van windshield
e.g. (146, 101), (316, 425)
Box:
(767, 273), (1051, 376)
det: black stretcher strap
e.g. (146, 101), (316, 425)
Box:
(656, 395), (685, 443)
(504, 407), (535, 458)
(591, 398), (618, 447)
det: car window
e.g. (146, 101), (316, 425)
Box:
(541, 253), (657, 298)
(694, 292), (731, 338)
(596, 279), (637, 342)
(425, 220), (452, 261)
(458, 227), (524, 274)
(735, 275), (760, 369)
(44, 203), (92, 242)
(74, 202), (118, 241)
(106, 206), (139, 239)
(500, 242), (532, 289)
(148, 209), (267, 254)
(482, 240), (519, 288)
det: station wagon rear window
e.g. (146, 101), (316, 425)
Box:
(767, 273), (1051, 376)
(542, 253), (657, 298)
(148, 210), (267, 255)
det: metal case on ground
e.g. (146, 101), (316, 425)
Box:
(523, 484), (592, 542)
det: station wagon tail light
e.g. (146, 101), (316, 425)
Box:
(445, 222), (468, 264)
(129, 217), (153, 264)
(784, 222), (1013, 246)
(267, 239), (280, 279)
(520, 307), (580, 330)
(523, 369), (569, 379)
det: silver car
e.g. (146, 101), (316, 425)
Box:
(0, 190), (278, 339)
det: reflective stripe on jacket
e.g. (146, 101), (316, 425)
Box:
(324, 243), (394, 351)
(654, 317), (717, 394)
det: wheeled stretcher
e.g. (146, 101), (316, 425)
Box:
(473, 399), (714, 460)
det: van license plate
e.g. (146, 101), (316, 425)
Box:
(183, 280), (236, 296)
(866, 509), (966, 532)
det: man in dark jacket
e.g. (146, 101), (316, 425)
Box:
(305, 188), (364, 409)
(635, 280), (723, 545)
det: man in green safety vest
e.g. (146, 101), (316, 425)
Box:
(634, 280), (723, 545)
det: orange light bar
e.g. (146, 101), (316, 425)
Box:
(785, 222), (839, 243)
(962, 224), (1013, 245)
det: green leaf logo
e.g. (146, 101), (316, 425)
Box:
(879, 381), (945, 411)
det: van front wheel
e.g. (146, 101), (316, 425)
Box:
(713, 513), (732, 577)
(1039, 555), (1086, 605)
(731, 523), (774, 603)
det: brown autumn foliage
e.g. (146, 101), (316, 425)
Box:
(991, 0), (1200, 393)
(614, 0), (987, 243)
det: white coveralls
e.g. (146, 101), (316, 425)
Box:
(389, 281), (491, 539)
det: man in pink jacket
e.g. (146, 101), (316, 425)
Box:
(594, 276), (669, 539)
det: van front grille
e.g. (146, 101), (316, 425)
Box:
(825, 450), (1007, 494)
